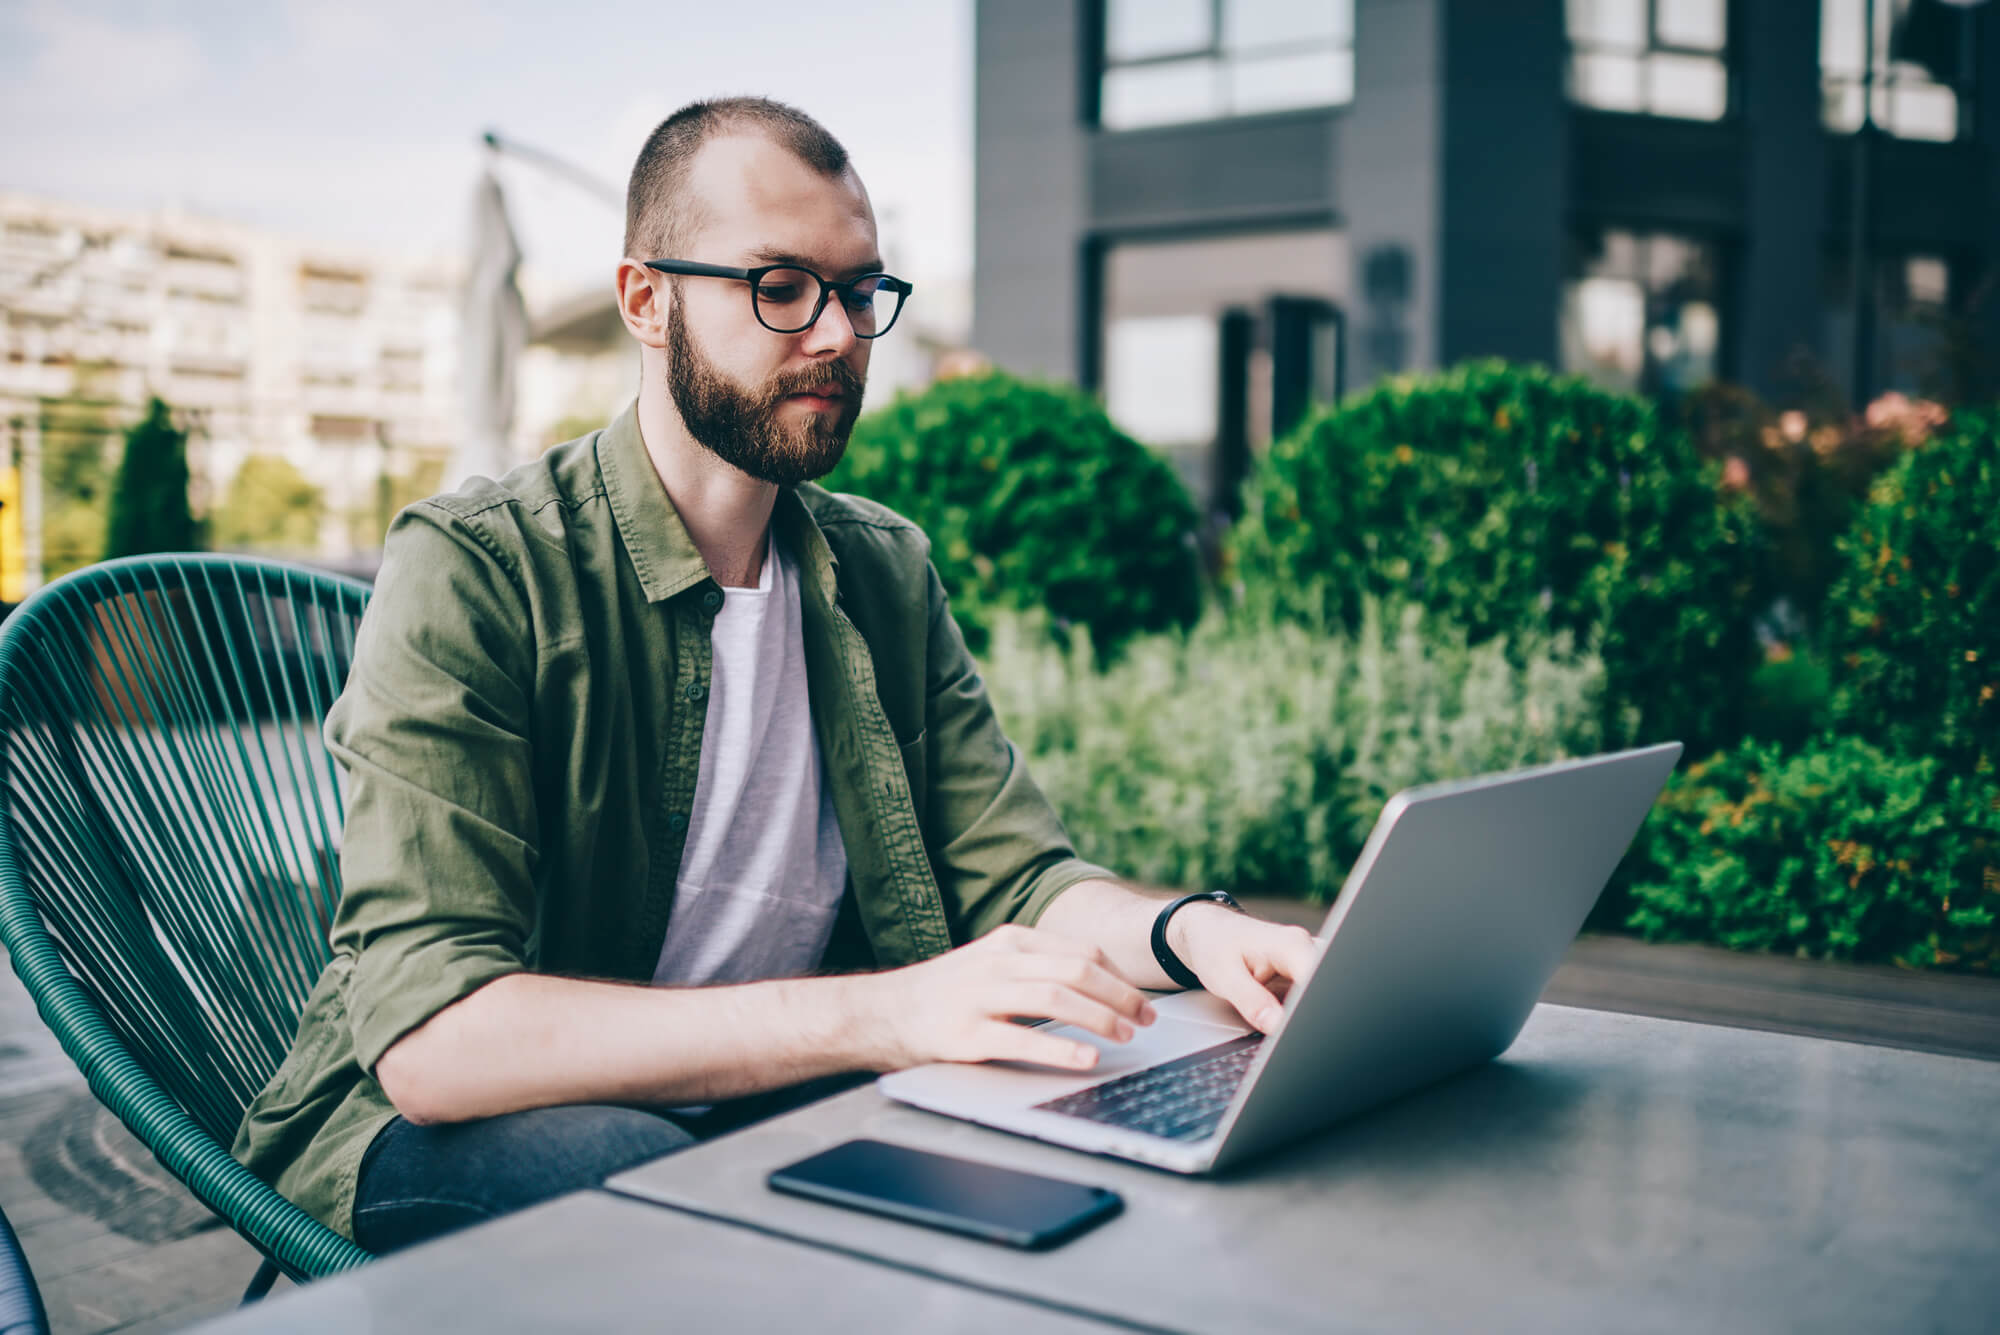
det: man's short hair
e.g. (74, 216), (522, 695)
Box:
(624, 97), (852, 260)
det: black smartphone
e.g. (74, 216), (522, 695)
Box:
(767, 1138), (1123, 1250)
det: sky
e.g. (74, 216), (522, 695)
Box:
(0, 0), (975, 309)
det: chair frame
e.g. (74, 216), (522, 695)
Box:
(0, 554), (374, 1285)
(0, 1196), (51, 1335)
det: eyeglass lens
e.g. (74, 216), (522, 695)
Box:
(753, 268), (902, 336)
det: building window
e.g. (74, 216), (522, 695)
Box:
(1560, 228), (1722, 396)
(1823, 248), (1959, 398)
(1104, 314), (1220, 494)
(1100, 229), (1345, 509)
(1821, 0), (1972, 141)
(1098, 0), (1355, 132)
(1566, 0), (1730, 120)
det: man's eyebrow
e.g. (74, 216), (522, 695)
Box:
(745, 247), (885, 278)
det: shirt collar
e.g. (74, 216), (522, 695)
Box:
(597, 399), (841, 604)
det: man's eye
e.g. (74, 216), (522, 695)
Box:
(758, 283), (802, 302)
(841, 291), (872, 311)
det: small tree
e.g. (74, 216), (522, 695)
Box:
(103, 397), (197, 559)
(212, 455), (324, 554)
(37, 372), (119, 578)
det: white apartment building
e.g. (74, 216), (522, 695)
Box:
(1, 190), (975, 596)
(0, 192), (461, 588)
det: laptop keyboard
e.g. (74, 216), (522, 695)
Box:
(1034, 1034), (1264, 1142)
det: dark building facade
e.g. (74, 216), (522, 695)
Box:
(973, 0), (2000, 507)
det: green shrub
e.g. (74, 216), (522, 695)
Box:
(211, 454), (324, 554)
(825, 370), (1202, 657)
(983, 602), (1605, 903)
(1743, 650), (1833, 751)
(1825, 405), (2000, 773)
(36, 381), (116, 579)
(1682, 380), (1917, 631)
(1619, 736), (2000, 971)
(1227, 360), (1759, 752)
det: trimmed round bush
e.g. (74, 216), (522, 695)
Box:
(1617, 736), (2000, 971)
(824, 371), (1203, 657)
(1825, 405), (2000, 773)
(1227, 360), (1759, 752)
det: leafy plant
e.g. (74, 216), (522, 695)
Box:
(824, 370), (1203, 657)
(35, 376), (118, 578)
(104, 397), (197, 559)
(1682, 380), (1924, 632)
(982, 602), (1605, 903)
(1619, 736), (2000, 971)
(1824, 404), (2000, 774)
(211, 455), (324, 555)
(1227, 360), (1759, 753)
(1743, 649), (1833, 750)
(344, 451), (447, 550)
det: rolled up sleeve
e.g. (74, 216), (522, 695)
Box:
(920, 562), (1114, 940)
(325, 502), (540, 1073)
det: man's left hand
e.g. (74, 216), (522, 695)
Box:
(1168, 904), (1320, 1035)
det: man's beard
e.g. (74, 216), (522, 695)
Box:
(665, 298), (865, 486)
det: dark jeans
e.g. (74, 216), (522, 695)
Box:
(352, 1072), (871, 1253)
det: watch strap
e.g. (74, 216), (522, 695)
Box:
(1149, 890), (1242, 990)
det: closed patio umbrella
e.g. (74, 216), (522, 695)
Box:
(448, 166), (526, 490)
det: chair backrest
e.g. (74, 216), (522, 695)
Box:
(0, 555), (370, 1146)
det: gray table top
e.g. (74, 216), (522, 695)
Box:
(193, 1189), (1122, 1333)
(608, 1004), (2000, 1335)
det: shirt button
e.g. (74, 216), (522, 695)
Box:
(668, 812), (688, 833)
(684, 681), (707, 702)
(701, 589), (723, 613)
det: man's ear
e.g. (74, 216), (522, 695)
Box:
(614, 259), (670, 349)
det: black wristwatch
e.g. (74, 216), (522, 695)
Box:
(1150, 890), (1243, 990)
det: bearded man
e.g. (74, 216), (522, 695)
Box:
(232, 96), (1314, 1252)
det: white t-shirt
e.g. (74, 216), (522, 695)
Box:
(650, 533), (848, 988)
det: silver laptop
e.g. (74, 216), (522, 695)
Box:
(879, 743), (1682, 1174)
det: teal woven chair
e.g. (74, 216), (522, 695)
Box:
(0, 554), (374, 1294)
(1, 1197), (51, 1335)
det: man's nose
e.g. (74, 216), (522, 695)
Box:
(799, 292), (859, 356)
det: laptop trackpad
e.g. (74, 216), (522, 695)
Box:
(1039, 990), (1251, 1075)
(878, 991), (1252, 1109)
(1148, 988), (1258, 1031)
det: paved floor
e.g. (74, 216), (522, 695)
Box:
(4, 922), (1996, 1335)
(0, 950), (294, 1334)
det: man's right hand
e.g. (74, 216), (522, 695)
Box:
(855, 924), (1158, 1073)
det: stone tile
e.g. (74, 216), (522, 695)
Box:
(1, 947), (258, 1335)
(39, 1226), (264, 1335)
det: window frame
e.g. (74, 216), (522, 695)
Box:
(1565, 0), (1736, 123)
(1818, 0), (1978, 143)
(1091, 0), (1357, 132)
(1559, 222), (1731, 399)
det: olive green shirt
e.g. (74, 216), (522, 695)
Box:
(230, 404), (1111, 1240)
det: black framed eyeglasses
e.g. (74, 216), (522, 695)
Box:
(643, 259), (913, 338)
